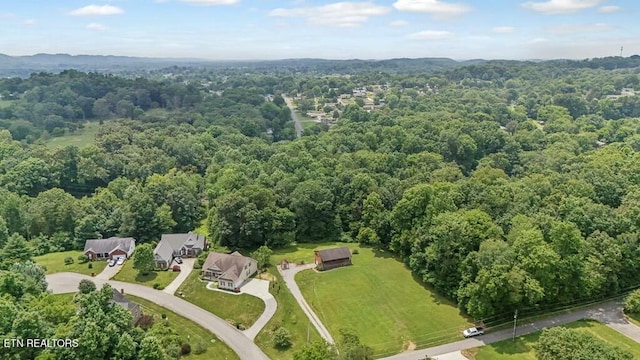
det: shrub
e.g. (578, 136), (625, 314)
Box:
(352, 249), (359, 255)
(193, 341), (207, 355)
(161, 313), (167, 320)
(88, 263), (93, 269)
(272, 327), (292, 348)
(64, 257), (74, 265)
(135, 314), (155, 330)
(180, 343), (191, 355)
(153, 283), (162, 290)
(78, 279), (96, 294)
(77, 255), (88, 263)
(624, 289), (640, 314)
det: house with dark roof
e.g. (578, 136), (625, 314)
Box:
(201, 251), (257, 291)
(83, 237), (136, 261)
(153, 232), (207, 269)
(112, 289), (142, 323)
(314, 246), (352, 271)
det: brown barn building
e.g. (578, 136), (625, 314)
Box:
(314, 247), (352, 271)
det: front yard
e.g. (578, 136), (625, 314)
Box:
(34, 250), (107, 276)
(295, 244), (473, 357)
(127, 295), (239, 360)
(111, 260), (179, 289)
(176, 270), (265, 329)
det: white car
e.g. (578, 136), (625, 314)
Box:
(108, 258), (117, 267)
(116, 257), (125, 265)
(462, 327), (485, 338)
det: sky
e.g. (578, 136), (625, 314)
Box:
(0, 0), (638, 60)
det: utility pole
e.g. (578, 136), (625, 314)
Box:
(512, 309), (518, 341)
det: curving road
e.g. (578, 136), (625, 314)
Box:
(283, 96), (303, 138)
(278, 264), (335, 344)
(46, 273), (269, 360)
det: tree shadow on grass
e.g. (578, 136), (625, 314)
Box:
(135, 271), (158, 283)
(492, 334), (539, 356)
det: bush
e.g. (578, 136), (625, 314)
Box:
(135, 314), (155, 330)
(77, 255), (89, 263)
(88, 263), (93, 269)
(624, 289), (640, 314)
(272, 327), (292, 348)
(161, 313), (167, 320)
(352, 249), (359, 255)
(193, 341), (207, 355)
(64, 257), (74, 265)
(180, 343), (191, 355)
(78, 279), (96, 294)
(152, 283), (165, 290)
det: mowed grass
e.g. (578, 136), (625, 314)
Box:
(45, 121), (100, 149)
(126, 295), (239, 360)
(272, 241), (349, 265)
(295, 244), (473, 357)
(176, 270), (265, 328)
(34, 250), (107, 276)
(472, 319), (640, 359)
(111, 259), (179, 289)
(255, 267), (321, 360)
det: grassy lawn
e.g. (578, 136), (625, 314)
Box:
(255, 267), (321, 360)
(111, 259), (179, 289)
(45, 121), (100, 149)
(34, 250), (107, 276)
(295, 244), (473, 357)
(127, 295), (239, 360)
(472, 320), (640, 359)
(272, 241), (351, 265)
(176, 270), (265, 329)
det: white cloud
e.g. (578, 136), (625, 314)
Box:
(529, 37), (548, 43)
(69, 5), (124, 16)
(23, 19), (37, 25)
(492, 26), (516, 33)
(389, 20), (409, 26)
(546, 23), (614, 34)
(521, 0), (603, 14)
(177, 0), (239, 5)
(87, 22), (108, 31)
(407, 30), (454, 40)
(392, 0), (471, 19)
(269, 2), (391, 28)
(598, 5), (620, 13)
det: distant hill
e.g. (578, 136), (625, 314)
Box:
(0, 53), (479, 77)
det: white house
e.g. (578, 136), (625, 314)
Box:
(201, 252), (257, 291)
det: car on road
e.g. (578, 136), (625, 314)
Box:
(116, 257), (125, 265)
(175, 257), (183, 264)
(462, 327), (485, 338)
(108, 258), (117, 267)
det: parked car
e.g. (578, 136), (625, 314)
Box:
(108, 259), (117, 267)
(175, 257), (183, 264)
(116, 257), (125, 265)
(462, 327), (485, 338)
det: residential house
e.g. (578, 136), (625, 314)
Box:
(314, 246), (352, 271)
(112, 289), (142, 323)
(201, 251), (257, 291)
(83, 237), (136, 261)
(153, 232), (207, 269)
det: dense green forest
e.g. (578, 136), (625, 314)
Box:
(1, 56), (640, 329)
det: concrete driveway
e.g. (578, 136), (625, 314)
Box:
(46, 272), (269, 360)
(95, 260), (122, 280)
(163, 258), (195, 295)
(205, 278), (277, 340)
(278, 263), (335, 344)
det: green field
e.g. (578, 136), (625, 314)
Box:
(45, 121), (100, 148)
(176, 270), (265, 329)
(126, 295), (239, 360)
(295, 244), (472, 357)
(255, 268), (321, 360)
(473, 320), (640, 359)
(272, 241), (350, 265)
(34, 250), (107, 276)
(111, 259), (179, 289)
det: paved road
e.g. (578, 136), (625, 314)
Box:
(204, 278), (277, 341)
(278, 263), (335, 344)
(46, 272), (269, 360)
(283, 96), (303, 138)
(379, 301), (630, 360)
(163, 258), (195, 295)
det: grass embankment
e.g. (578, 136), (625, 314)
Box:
(111, 259), (179, 289)
(470, 319), (640, 359)
(292, 243), (472, 357)
(254, 268), (321, 360)
(44, 121), (100, 148)
(126, 295), (240, 360)
(34, 250), (107, 276)
(175, 270), (264, 329)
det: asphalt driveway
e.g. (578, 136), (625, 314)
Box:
(46, 272), (269, 360)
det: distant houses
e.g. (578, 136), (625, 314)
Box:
(83, 237), (136, 261)
(153, 232), (207, 269)
(112, 289), (142, 323)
